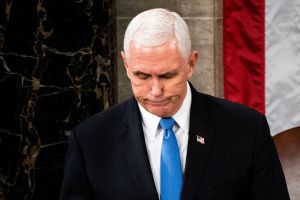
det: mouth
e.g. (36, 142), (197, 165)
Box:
(145, 99), (171, 106)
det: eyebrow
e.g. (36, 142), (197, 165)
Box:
(133, 71), (150, 75)
(158, 71), (178, 77)
(133, 70), (178, 76)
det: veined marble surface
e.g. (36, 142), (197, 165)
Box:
(0, 0), (116, 199)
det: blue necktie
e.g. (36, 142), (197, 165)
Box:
(160, 118), (182, 200)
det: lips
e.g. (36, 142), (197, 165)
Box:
(145, 99), (171, 106)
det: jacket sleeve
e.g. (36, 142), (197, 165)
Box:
(59, 130), (94, 200)
(251, 114), (290, 200)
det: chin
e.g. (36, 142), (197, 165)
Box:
(147, 107), (173, 118)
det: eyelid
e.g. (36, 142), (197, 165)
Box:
(159, 72), (177, 79)
(133, 71), (177, 79)
(134, 72), (150, 79)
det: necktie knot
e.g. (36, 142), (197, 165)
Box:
(159, 117), (175, 130)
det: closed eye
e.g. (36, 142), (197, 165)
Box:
(159, 72), (177, 79)
(133, 72), (151, 80)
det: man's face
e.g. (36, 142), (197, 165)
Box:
(122, 40), (198, 117)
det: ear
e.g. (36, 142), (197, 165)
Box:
(187, 51), (199, 78)
(121, 51), (131, 79)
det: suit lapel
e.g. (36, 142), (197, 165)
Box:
(121, 98), (159, 200)
(181, 89), (216, 200)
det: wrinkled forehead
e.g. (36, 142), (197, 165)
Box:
(126, 40), (187, 71)
(129, 39), (179, 55)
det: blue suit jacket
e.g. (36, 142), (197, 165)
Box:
(60, 86), (290, 200)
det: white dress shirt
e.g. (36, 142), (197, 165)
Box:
(138, 83), (192, 197)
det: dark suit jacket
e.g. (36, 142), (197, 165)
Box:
(60, 86), (290, 200)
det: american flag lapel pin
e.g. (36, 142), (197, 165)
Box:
(196, 135), (205, 144)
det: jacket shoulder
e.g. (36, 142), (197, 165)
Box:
(194, 92), (266, 133)
(201, 93), (263, 119)
(72, 98), (134, 139)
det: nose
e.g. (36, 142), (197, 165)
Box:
(150, 78), (163, 97)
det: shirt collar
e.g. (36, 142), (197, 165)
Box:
(138, 82), (192, 137)
(138, 102), (161, 138)
(172, 82), (192, 135)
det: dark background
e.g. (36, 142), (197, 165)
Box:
(0, 0), (116, 199)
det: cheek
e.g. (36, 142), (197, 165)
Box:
(164, 79), (186, 93)
(131, 82), (149, 97)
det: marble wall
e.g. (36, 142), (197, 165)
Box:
(0, 0), (116, 199)
(116, 0), (223, 103)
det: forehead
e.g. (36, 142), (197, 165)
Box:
(127, 40), (185, 66)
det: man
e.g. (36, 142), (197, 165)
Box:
(60, 8), (290, 200)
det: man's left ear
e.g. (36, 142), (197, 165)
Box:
(187, 51), (199, 77)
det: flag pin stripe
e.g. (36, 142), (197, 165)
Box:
(196, 135), (205, 144)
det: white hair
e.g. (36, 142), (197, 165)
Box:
(123, 8), (191, 61)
